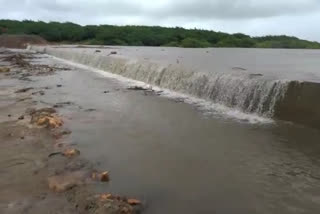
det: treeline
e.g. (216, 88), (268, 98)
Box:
(1, 19), (320, 49)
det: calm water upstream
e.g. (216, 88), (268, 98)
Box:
(29, 50), (320, 214)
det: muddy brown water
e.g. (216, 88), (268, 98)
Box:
(16, 54), (320, 214)
(30, 46), (320, 129)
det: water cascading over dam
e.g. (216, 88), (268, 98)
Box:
(29, 45), (320, 128)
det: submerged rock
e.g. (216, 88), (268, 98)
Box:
(63, 148), (80, 158)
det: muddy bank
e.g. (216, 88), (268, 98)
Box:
(0, 49), (142, 214)
(0, 35), (48, 49)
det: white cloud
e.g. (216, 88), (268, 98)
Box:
(0, 0), (319, 41)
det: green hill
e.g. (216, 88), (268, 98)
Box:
(1, 19), (319, 49)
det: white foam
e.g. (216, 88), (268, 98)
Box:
(47, 54), (273, 124)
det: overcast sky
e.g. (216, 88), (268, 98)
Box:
(0, 0), (319, 41)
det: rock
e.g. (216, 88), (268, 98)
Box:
(95, 198), (135, 214)
(63, 148), (80, 158)
(29, 107), (62, 129)
(0, 67), (10, 72)
(103, 90), (110, 94)
(91, 171), (110, 182)
(100, 171), (110, 182)
(15, 87), (34, 93)
(127, 86), (147, 91)
(30, 108), (63, 129)
(8, 114), (12, 117)
(99, 193), (112, 201)
(127, 199), (141, 206)
(18, 115), (24, 120)
(97, 193), (141, 213)
(95, 50), (101, 53)
(56, 84), (62, 88)
(36, 115), (63, 129)
(108, 51), (117, 56)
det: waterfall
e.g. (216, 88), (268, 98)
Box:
(29, 46), (320, 128)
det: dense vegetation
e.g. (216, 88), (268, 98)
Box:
(1, 19), (320, 49)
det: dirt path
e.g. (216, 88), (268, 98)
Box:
(0, 49), (142, 214)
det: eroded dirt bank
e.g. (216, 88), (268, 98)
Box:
(0, 49), (142, 214)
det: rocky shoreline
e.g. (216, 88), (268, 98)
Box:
(0, 49), (142, 214)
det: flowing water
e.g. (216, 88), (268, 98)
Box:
(30, 45), (320, 128)
(27, 46), (320, 213)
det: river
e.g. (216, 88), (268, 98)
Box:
(28, 46), (320, 214)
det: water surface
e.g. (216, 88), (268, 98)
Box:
(31, 57), (320, 214)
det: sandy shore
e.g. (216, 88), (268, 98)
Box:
(0, 49), (142, 214)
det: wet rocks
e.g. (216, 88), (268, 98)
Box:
(91, 171), (110, 182)
(29, 108), (63, 129)
(62, 148), (80, 158)
(3, 53), (31, 68)
(127, 86), (162, 96)
(97, 193), (142, 214)
(108, 51), (117, 56)
(127, 86), (147, 91)
(127, 199), (141, 206)
(0, 49), (144, 214)
(36, 115), (63, 129)
(56, 84), (62, 88)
